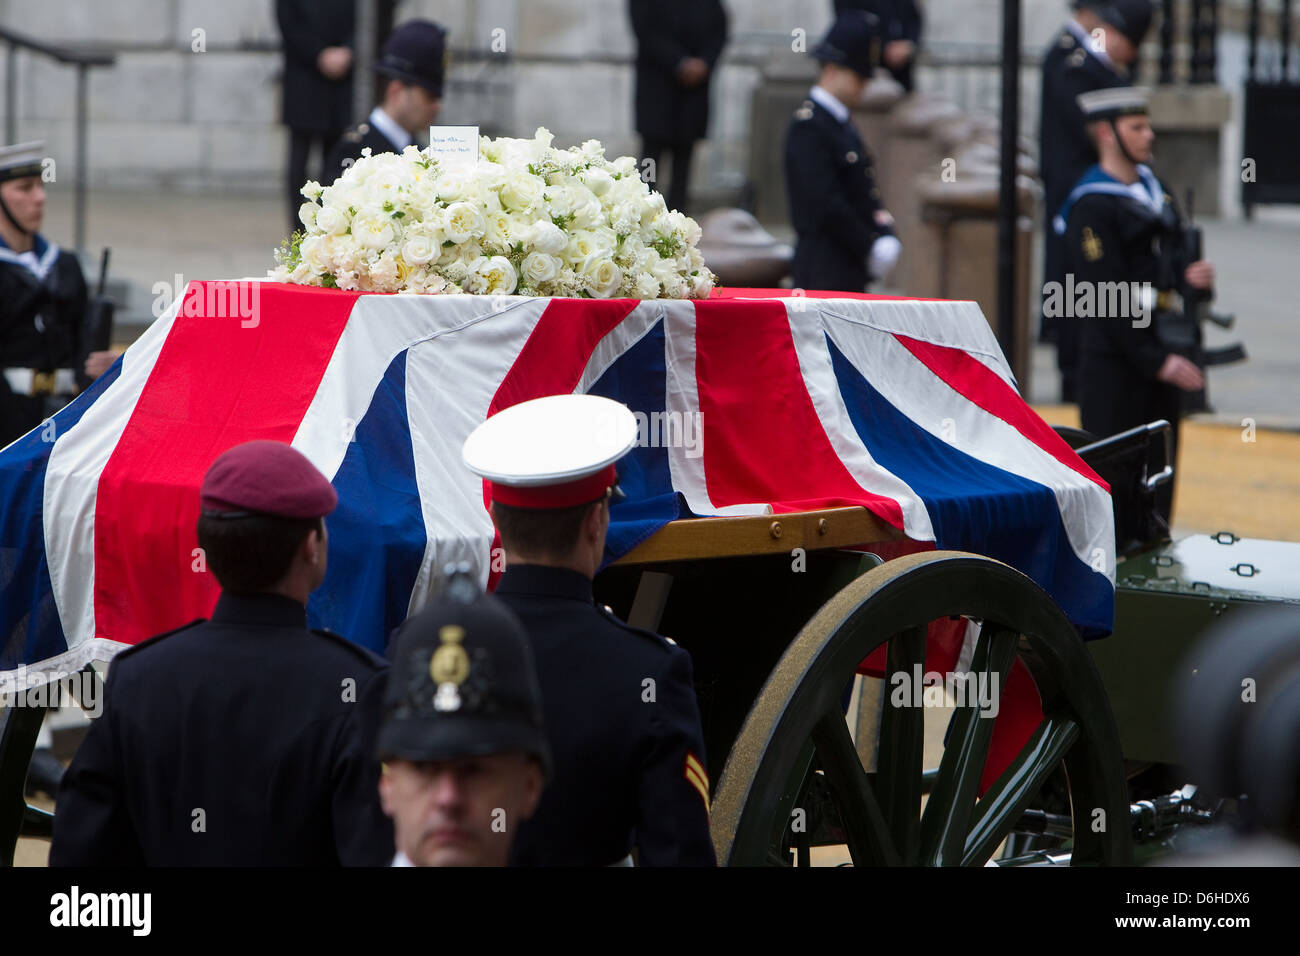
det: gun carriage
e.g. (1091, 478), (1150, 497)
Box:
(0, 285), (1293, 867)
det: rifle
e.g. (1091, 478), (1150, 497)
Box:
(75, 248), (116, 391)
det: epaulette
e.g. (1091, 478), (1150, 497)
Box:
(794, 100), (814, 121)
(595, 603), (678, 652)
(111, 618), (205, 661)
(311, 627), (388, 669)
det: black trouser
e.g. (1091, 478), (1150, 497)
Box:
(287, 128), (343, 235)
(641, 137), (697, 215)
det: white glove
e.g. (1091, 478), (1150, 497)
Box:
(868, 234), (902, 280)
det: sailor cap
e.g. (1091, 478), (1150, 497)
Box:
(462, 394), (637, 509)
(0, 141), (45, 183)
(1077, 86), (1150, 121)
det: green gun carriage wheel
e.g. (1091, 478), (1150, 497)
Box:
(711, 551), (1132, 866)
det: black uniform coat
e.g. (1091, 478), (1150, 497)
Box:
(50, 593), (393, 866)
(324, 122), (402, 185)
(0, 237), (86, 446)
(628, 0), (729, 142)
(276, 0), (356, 134)
(494, 565), (715, 866)
(1039, 27), (1125, 332)
(1062, 170), (1191, 522)
(785, 97), (892, 293)
(834, 0), (923, 91)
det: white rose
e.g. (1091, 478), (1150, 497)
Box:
(478, 255), (519, 295)
(298, 203), (318, 231)
(521, 252), (562, 286)
(437, 173), (469, 202)
(353, 216), (396, 250)
(691, 271), (714, 299)
(580, 167), (614, 197)
(634, 272), (661, 300)
(444, 201), (487, 244)
(500, 173), (544, 212)
(528, 220), (568, 255)
(483, 211), (516, 250)
(582, 258), (623, 298)
(315, 205), (348, 236)
(401, 234), (437, 265)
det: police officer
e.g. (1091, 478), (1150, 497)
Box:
(628, 0), (729, 215)
(462, 394), (715, 866)
(785, 12), (901, 294)
(1058, 88), (1213, 523)
(51, 440), (392, 866)
(1040, 0), (1153, 401)
(378, 578), (548, 867)
(0, 141), (87, 449)
(833, 0), (923, 92)
(324, 20), (449, 185)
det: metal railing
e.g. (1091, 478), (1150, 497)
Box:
(1, 25), (115, 253)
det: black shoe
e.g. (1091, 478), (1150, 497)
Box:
(24, 747), (65, 798)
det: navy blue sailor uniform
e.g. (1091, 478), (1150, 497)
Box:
(496, 564), (715, 867)
(1059, 163), (1193, 521)
(1038, 24), (1126, 389)
(50, 593), (393, 866)
(0, 233), (87, 447)
(784, 96), (893, 293)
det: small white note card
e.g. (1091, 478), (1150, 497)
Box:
(429, 125), (479, 169)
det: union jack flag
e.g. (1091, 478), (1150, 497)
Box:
(0, 283), (1114, 684)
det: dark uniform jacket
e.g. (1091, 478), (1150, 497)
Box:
(276, 0), (356, 134)
(1039, 26), (1125, 308)
(50, 593), (392, 866)
(495, 565), (715, 866)
(0, 236), (86, 446)
(1061, 165), (1191, 446)
(834, 0), (923, 91)
(324, 121), (401, 185)
(785, 96), (892, 293)
(628, 0), (729, 143)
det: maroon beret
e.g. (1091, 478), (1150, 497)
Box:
(200, 440), (338, 519)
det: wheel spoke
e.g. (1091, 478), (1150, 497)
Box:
(918, 623), (1017, 866)
(812, 708), (900, 866)
(876, 625), (926, 863)
(961, 717), (1080, 866)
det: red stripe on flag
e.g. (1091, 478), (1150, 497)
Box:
(94, 282), (360, 643)
(892, 333), (1109, 492)
(709, 288), (951, 302)
(481, 297), (640, 588)
(693, 300), (905, 528)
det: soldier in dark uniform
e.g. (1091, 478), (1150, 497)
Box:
(276, 0), (356, 234)
(1039, 0), (1153, 401)
(50, 441), (393, 866)
(628, 0), (729, 215)
(324, 20), (449, 186)
(462, 395), (715, 866)
(378, 577), (548, 867)
(0, 141), (86, 450)
(833, 0), (923, 92)
(785, 12), (901, 293)
(1059, 88), (1212, 523)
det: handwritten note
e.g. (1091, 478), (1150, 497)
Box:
(429, 126), (479, 170)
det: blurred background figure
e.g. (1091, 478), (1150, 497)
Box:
(1039, 0), (1153, 402)
(378, 583), (548, 867)
(628, 0), (729, 215)
(325, 19), (449, 185)
(834, 0), (923, 92)
(785, 12), (901, 293)
(276, 0), (357, 233)
(1165, 605), (1300, 864)
(0, 141), (86, 450)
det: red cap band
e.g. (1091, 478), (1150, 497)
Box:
(489, 464), (617, 509)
